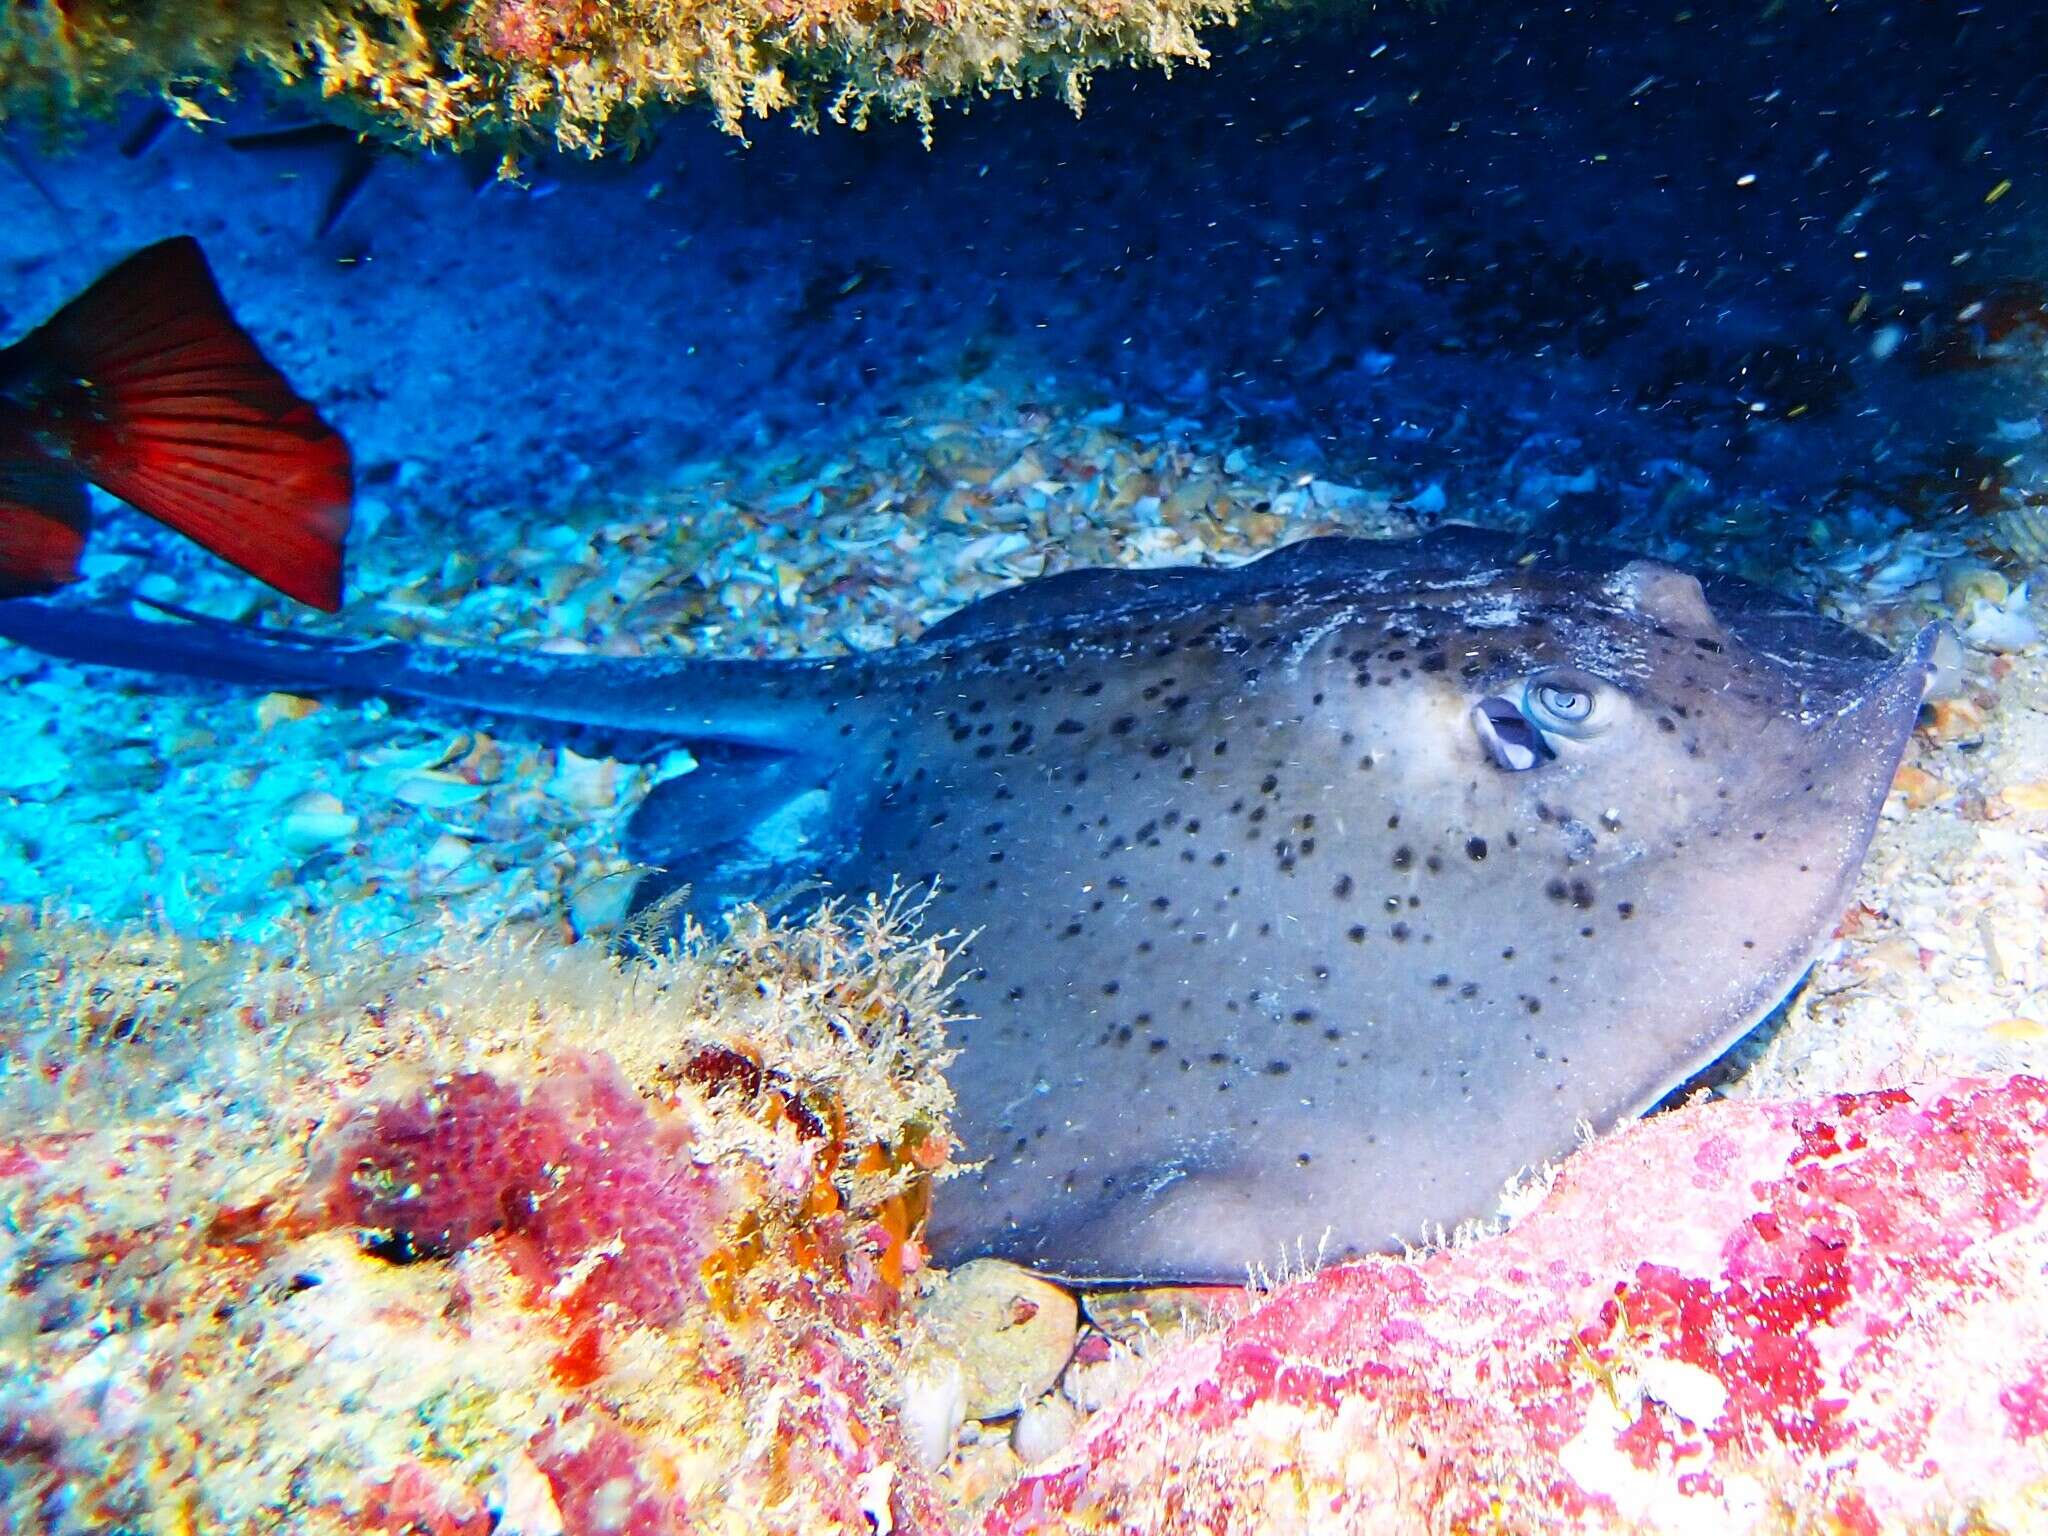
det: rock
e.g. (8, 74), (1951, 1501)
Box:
(982, 1077), (2048, 1535)
(278, 791), (358, 856)
(898, 1355), (968, 1470)
(1011, 1395), (1079, 1464)
(255, 692), (323, 730)
(1890, 762), (1953, 811)
(1059, 1335), (1144, 1416)
(488, 1450), (564, 1536)
(912, 1259), (1078, 1422)
(549, 747), (622, 810)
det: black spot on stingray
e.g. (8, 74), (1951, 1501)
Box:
(1267, 1059), (1291, 1076)
(1348, 924), (1367, 943)
(1657, 716), (1676, 733)
(1392, 846), (1413, 871)
(1466, 836), (1488, 861)
(1390, 922), (1411, 942)
(1333, 874), (1355, 899)
(1056, 719), (1086, 735)
(1617, 901), (1635, 919)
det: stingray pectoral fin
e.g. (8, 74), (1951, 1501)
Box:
(622, 748), (848, 937)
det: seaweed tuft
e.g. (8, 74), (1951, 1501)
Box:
(0, 0), (1250, 151)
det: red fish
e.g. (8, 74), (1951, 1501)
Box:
(0, 237), (352, 611)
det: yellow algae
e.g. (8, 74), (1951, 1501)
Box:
(0, 0), (1251, 149)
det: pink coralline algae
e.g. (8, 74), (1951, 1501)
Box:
(983, 1077), (2048, 1534)
(310, 1049), (728, 1325)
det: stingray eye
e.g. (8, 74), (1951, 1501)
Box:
(1533, 683), (1591, 722)
(1523, 673), (1605, 737)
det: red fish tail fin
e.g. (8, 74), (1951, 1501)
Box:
(6, 237), (353, 611)
(0, 453), (90, 599)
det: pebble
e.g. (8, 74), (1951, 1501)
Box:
(1921, 696), (1987, 745)
(567, 869), (639, 935)
(1943, 563), (2011, 613)
(1011, 1395), (1079, 1464)
(1060, 1334), (1145, 1415)
(1891, 764), (1954, 812)
(549, 747), (622, 810)
(897, 1354), (967, 1470)
(256, 692), (323, 730)
(488, 1450), (564, 1536)
(391, 770), (489, 809)
(278, 791), (359, 856)
(1081, 1284), (1247, 1342)
(1996, 780), (2048, 816)
(910, 1259), (1078, 1422)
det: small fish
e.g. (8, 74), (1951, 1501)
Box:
(0, 237), (352, 610)
(0, 530), (1949, 1281)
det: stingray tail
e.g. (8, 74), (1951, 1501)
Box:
(0, 597), (843, 751)
(0, 595), (392, 690)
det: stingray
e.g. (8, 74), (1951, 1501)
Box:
(0, 528), (1949, 1282)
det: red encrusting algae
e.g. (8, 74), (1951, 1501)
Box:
(983, 1076), (2048, 1535)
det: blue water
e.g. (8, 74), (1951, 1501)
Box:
(3, 0), (2043, 548)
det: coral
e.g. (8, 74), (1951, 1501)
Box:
(312, 1051), (728, 1324)
(0, 0), (1247, 150)
(531, 1412), (694, 1536)
(983, 1076), (2048, 1535)
(0, 901), (958, 1535)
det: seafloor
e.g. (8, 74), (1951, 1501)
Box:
(5, 2), (2048, 1531)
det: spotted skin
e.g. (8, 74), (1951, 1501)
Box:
(819, 544), (1942, 1277)
(0, 530), (1948, 1281)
